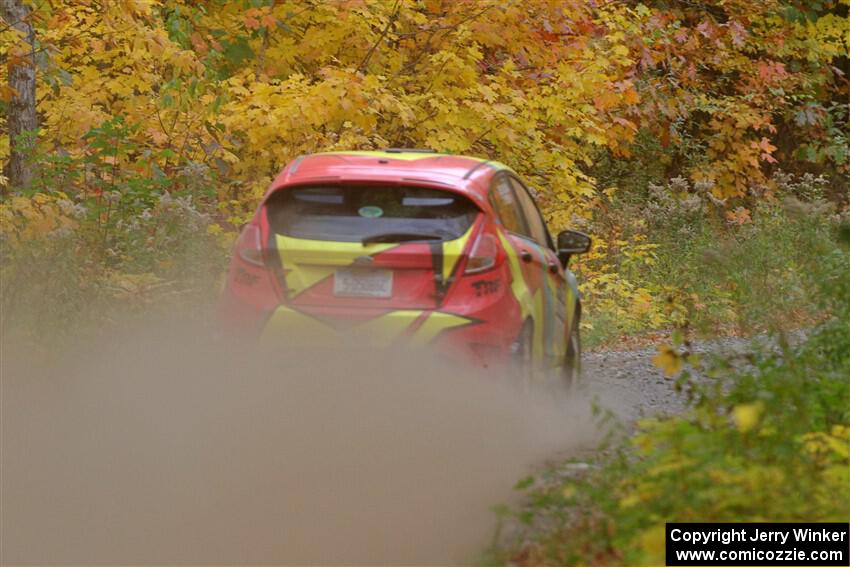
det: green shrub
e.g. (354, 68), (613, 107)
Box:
(578, 172), (848, 346)
(1, 117), (227, 344)
(490, 226), (850, 566)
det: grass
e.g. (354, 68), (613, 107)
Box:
(485, 216), (850, 566)
(576, 173), (847, 348)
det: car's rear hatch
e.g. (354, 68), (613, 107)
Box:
(264, 183), (480, 310)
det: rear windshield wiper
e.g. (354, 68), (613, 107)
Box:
(361, 232), (445, 245)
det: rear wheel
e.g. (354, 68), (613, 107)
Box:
(511, 321), (535, 388)
(563, 316), (582, 390)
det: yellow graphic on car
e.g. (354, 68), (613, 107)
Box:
(316, 150), (485, 162)
(261, 306), (474, 347)
(497, 230), (546, 367)
(275, 234), (396, 297)
(274, 225), (476, 299)
(441, 223), (475, 281)
(264, 227), (480, 344)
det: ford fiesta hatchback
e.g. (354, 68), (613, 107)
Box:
(219, 149), (591, 382)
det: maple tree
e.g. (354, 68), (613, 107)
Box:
(0, 0), (847, 337)
(2, 0), (847, 208)
(624, 0), (850, 197)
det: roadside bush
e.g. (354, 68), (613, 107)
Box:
(575, 172), (847, 346)
(0, 117), (229, 344)
(487, 226), (850, 566)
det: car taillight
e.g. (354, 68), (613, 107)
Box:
(236, 223), (266, 267)
(465, 233), (498, 274)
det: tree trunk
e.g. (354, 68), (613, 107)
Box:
(1, 0), (37, 191)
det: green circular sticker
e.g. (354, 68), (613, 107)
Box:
(358, 206), (384, 218)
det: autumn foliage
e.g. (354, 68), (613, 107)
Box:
(3, 0), (848, 204)
(1, 0), (848, 337)
(2, 4), (849, 562)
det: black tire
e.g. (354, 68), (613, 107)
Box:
(512, 320), (535, 386)
(563, 315), (582, 389)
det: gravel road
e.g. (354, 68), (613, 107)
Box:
(585, 346), (688, 421)
(2, 323), (767, 565)
(583, 335), (763, 425)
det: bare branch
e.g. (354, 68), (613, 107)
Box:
(356, 0), (401, 75)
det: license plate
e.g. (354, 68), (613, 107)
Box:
(333, 268), (393, 298)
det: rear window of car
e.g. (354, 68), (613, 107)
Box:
(266, 185), (480, 242)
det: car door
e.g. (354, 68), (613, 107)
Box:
(489, 173), (563, 364)
(507, 175), (568, 364)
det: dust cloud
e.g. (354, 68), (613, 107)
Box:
(2, 311), (598, 565)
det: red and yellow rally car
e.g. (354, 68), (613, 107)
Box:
(219, 149), (591, 382)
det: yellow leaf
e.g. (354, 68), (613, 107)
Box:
(620, 492), (642, 508)
(638, 524), (667, 563)
(732, 402), (764, 433)
(612, 44), (630, 57)
(652, 345), (683, 377)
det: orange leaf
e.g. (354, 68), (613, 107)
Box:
(0, 84), (18, 102)
(244, 15), (261, 30)
(725, 207), (752, 225)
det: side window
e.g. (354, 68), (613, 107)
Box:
(489, 176), (529, 236)
(509, 177), (550, 246)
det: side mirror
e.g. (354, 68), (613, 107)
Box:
(557, 230), (592, 266)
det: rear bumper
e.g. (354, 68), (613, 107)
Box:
(254, 304), (520, 365)
(220, 257), (526, 366)
(260, 306), (471, 346)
